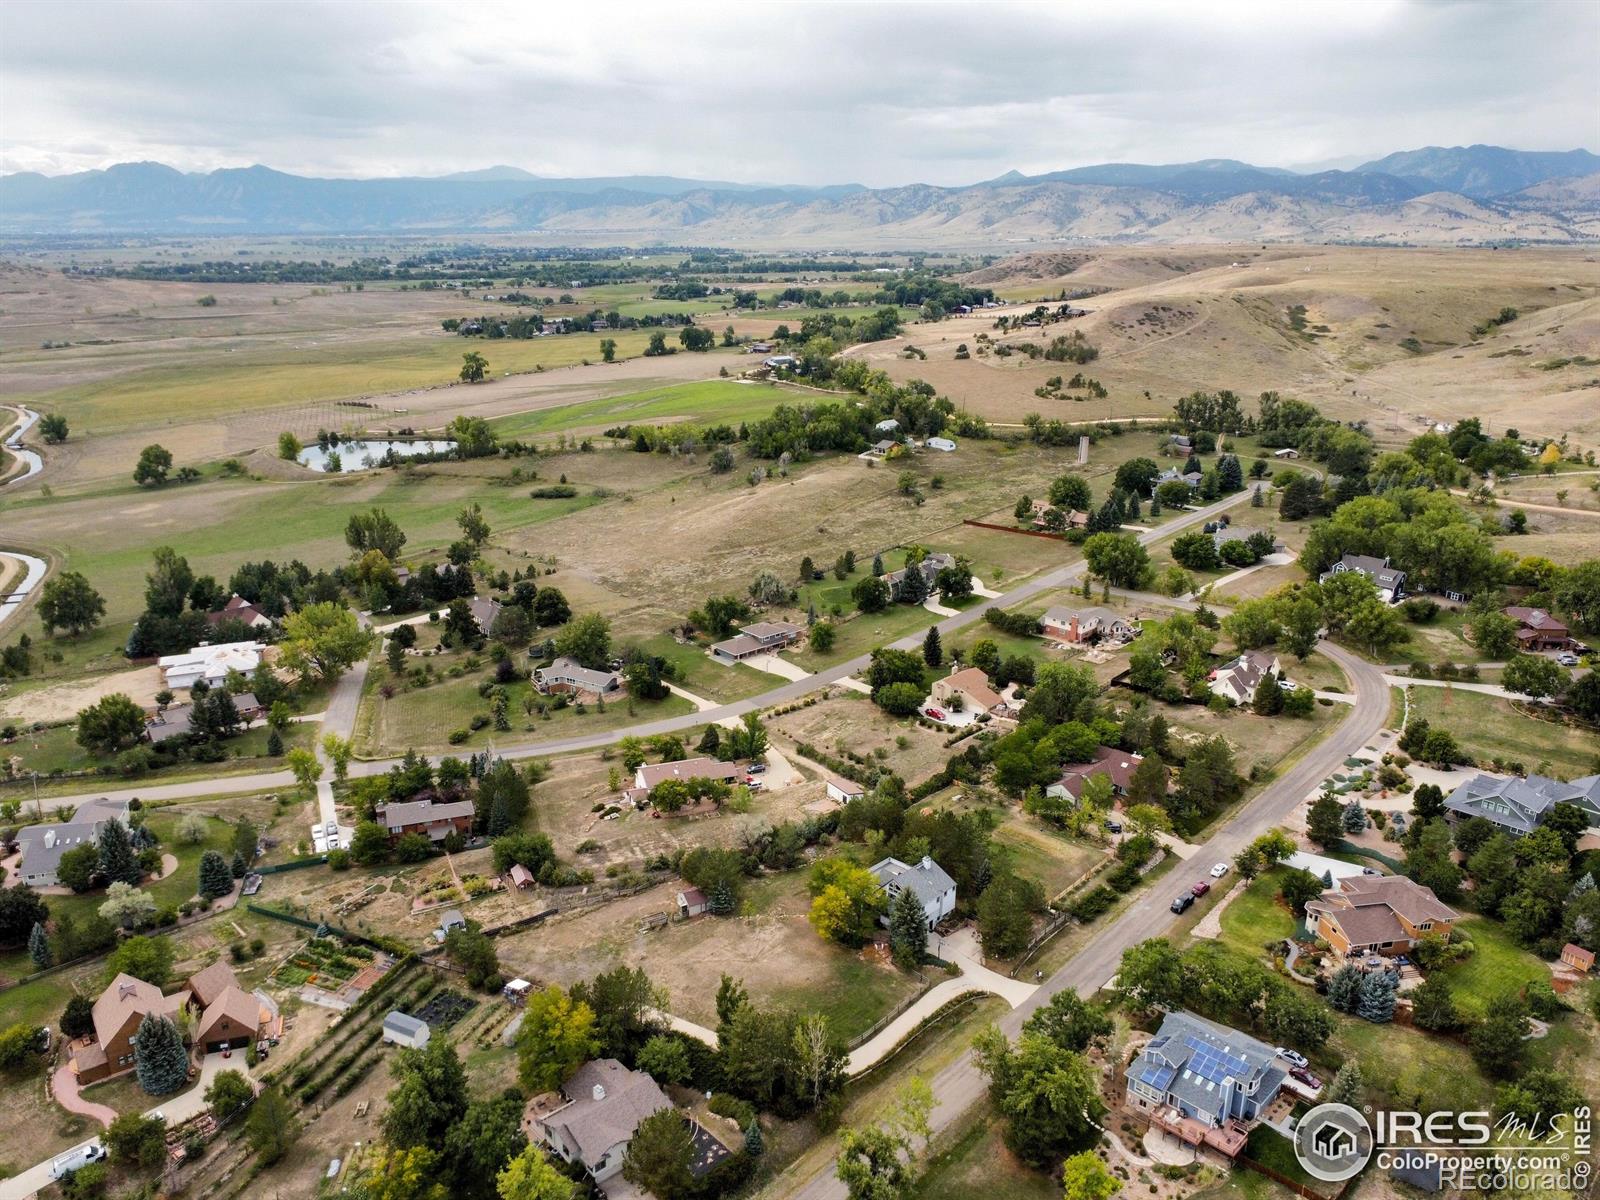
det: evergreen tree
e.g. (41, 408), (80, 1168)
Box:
(743, 1118), (764, 1157)
(1327, 964), (1363, 1013)
(715, 975), (748, 1028)
(1411, 974), (1460, 1031)
(922, 626), (943, 669)
(898, 565), (928, 605)
(133, 1013), (188, 1095)
(1306, 791), (1345, 848)
(1356, 970), (1397, 1023)
(696, 725), (721, 756)
(97, 818), (142, 886)
(708, 878), (736, 916)
(872, 553), (884, 577)
(265, 728), (284, 756)
(1326, 1061), (1365, 1108)
(28, 921), (52, 970)
(1251, 675), (1284, 715)
(230, 851), (247, 878)
(887, 886), (928, 970)
(198, 850), (233, 899)
(1342, 799), (1367, 834)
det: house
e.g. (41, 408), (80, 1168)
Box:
(1442, 772), (1600, 836)
(1041, 605), (1134, 645)
(1156, 467), (1203, 488)
(1272, 447), (1300, 459)
(158, 641), (264, 690)
(374, 797), (476, 842)
(1209, 650), (1284, 706)
(762, 355), (798, 370)
(862, 438), (899, 460)
(709, 620), (805, 663)
(1306, 875), (1458, 957)
(466, 597), (504, 638)
(882, 553), (957, 601)
(508, 864), (535, 890)
(869, 856), (957, 929)
(627, 757), (742, 806)
(926, 437), (957, 452)
(677, 888), (709, 918)
(68, 973), (189, 1084)
(1170, 434), (1193, 452)
(533, 1059), (673, 1183)
(382, 1011), (431, 1049)
(1502, 606), (1571, 652)
(1029, 499), (1090, 530)
(929, 665), (1016, 720)
(1561, 944), (1595, 974)
(193, 978), (275, 1053)
(1123, 1010), (1289, 1157)
(1212, 527), (1281, 554)
(205, 594), (272, 630)
(534, 657), (622, 696)
(1046, 746), (1146, 804)
(1318, 554), (1406, 604)
(875, 418), (900, 434)
(145, 704), (194, 744)
(822, 771), (866, 804)
(13, 798), (131, 888)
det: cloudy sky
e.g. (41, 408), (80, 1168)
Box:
(2, 0), (1595, 185)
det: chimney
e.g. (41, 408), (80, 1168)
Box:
(43, 830), (55, 849)
(592, 1084), (606, 1101)
(920, 856), (934, 871)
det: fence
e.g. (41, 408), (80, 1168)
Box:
(254, 855), (329, 875)
(244, 902), (398, 952)
(1236, 1155), (1339, 1200)
(961, 517), (1068, 542)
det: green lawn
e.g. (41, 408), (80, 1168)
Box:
(488, 379), (812, 440)
(2, 719), (312, 787)
(1402, 686), (1599, 777)
(1329, 1015), (1495, 1113)
(784, 954), (925, 1046)
(914, 1112), (1059, 1200)
(787, 603), (939, 671)
(1216, 870), (1300, 958)
(636, 634), (775, 704)
(1434, 915), (1553, 1019)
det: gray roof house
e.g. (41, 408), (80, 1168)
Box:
(710, 620), (805, 663)
(533, 656), (621, 696)
(1124, 1010), (1289, 1157)
(1209, 650), (1283, 706)
(1443, 773), (1600, 836)
(382, 1011), (430, 1048)
(13, 798), (132, 888)
(535, 1059), (673, 1183)
(466, 597), (504, 637)
(882, 553), (956, 601)
(869, 856), (957, 930)
(1319, 554), (1407, 604)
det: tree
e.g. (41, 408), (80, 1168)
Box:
(496, 1145), (575, 1200)
(977, 874), (1037, 959)
(133, 1012), (188, 1095)
(972, 1027), (1104, 1167)
(1117, 938), (1189, 1012)
(853, 576), (890, 613)
(1278, 594), (1322, 660)
(38, 572), (106, 637)
(887, 886), (928, 970)
(1082, 532), (1150, 588)
(198, 850), (233, 899)
(1061, 1152), (1119, 1200)
(1279, 868), (1324, 915)
(0, 887), (49, 950)
(245, 1084), (298, 1164)
(1410, 974), (1460, 1031)
(598, 338), (617, 364)
(1325, 1061), (1364, 1109)
(361, 1146), (449, 1200)
(516, 986), (598, 1094)
(77, 694), (147, 755)
(921, 626), (942, 669)
(28, 920), (52, 971)
(1170, 532), (1221, 571)
(1495, 1068), (1584, 1139)
(285, 746), (322, 795)
(1050, 474), (1094, 511)
(1023, 991), (1113, 1054)
(279, 601), (374, 684)
(636, 1034), (692, 1086)
(1502, 653), (1566, 699)
(553, 613), (611, 669)
(1470, 992), (1531, 1078)
(277, 430), (302, 460)
(680, 325), (715, 352)
(809, 858), (888, 945)
(1356, 970), (1397, 1023)
(1326, 964), (1363, 1013)
(623, 1109), (694, 1200)
(1469, 611), (1520, 658)
(39, 412), (69, 443)
(1342, 798), (1367, 833)
(461, 351), (489, 382)
(1306, 791), (1345, 848)
(835, 1124), (912, 1200)
(62, 995), (95, 1040)
(810, 621), (837, 652)
(205, 1068), (255, 1121)
(874, 681), (923, 716)
(715, 974), (748, 1029)
(97, 817), (143, 886)
(384, 1037), (470, 1148)
(346, 508), (408, 559)
(133, 443), (173, 486)
(106, 1112), (168, 1168)
(0, 1022), (41, 1073)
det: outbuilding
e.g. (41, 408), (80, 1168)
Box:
(382, 1011), (430, 1049)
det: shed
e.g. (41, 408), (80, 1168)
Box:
(439, 909), (467, 934)
(823, 772), (866, 804)
(382, 1011), (430, 1048)
(503, 979), (533, 1004)
(509, 864), (535, 890)
(926, 437), (957, 452)
(1561, 943), (1595, 974)
(677, 888), (709, 918)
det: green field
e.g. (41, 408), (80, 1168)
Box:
(635, 634), (775, 704)
(1433, 915), (1554, 1019)
(1215, 869), (1300, 958)
(1401, 686), (1599, 777)
(487, 379), (816, 440)
(1, 718), (313, 786)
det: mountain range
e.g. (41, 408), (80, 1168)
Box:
(2, 144), (1596, 246)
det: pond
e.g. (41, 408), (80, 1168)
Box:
(297, 439), (456, 473)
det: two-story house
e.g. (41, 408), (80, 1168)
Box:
(710, 620), (806, 664)
(869, 855), (957, 930)
(1305, 874), (1458, 958)
(1318, 554), (1406, 604)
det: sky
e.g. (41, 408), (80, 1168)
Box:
(2, 0), (1596, 185)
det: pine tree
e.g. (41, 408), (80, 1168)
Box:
(265, 727), (284, 756)
(697, 725), (721, 756)
(97, 818), (142, 886)
(1325, 1061), (1364, 1108)
(807, 602), (817, 626)
(198, 850), (233, 899)
(1357, 970), (1397, 1024)
(743, 1118), (764, 1157)
(899, 565), (928, 605)
(887, 886), (929, 971)
(1343, 799), (1367, 833)
(134, 1013), (189, 1095)
(28, 921), (52, 971)
(872, 553), (884, 577)
(1327, 964), (1363, 1014)
(922, 626), (943, 669)
(230, 851), (247, 878)
(708, 878), (735, 916)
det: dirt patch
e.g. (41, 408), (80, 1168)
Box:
(0, 664), (162, 721)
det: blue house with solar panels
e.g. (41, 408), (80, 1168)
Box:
(1124, 1011), (1288, 1153)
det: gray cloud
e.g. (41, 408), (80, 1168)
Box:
(2, 0), (1595, 183)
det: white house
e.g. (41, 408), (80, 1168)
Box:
(534, 1060), (673, 1183)
(157, 641), (264, 690)
(870, 856), (957, 930)
(1319, 554), (1407, 605)
(382, 1011), (430, 1049)
(926, 437), (957, 452)
(1209, 650), (1284, 706)
(875, 418), (900, 434)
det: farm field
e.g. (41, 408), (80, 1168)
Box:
(486, 377), (822, 440)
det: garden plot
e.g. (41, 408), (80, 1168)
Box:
(415, 990), (478, 1031)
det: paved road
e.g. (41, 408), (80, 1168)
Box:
(34, 490), (1256, 813)
(782, 638), (1391, 1200)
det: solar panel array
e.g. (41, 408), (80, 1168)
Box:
(1182, 1033), (1253, 1084)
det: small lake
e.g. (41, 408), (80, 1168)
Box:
(297, 439), (456, 473)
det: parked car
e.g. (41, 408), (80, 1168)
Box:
(50, 1142), (106, 1181)
(1361, 867), (1382, 876)
(1291, 1067), (1323, 1089)
(1191, 880), (1211, 896)
(1276, 1048), (1309, 1069)
(1210, 862), (1230, 878)
(746, 762), (767, 774)
(1170, 893), (1194, 914)
(925, 707), (946, 721)
(1557, 652), (1579, 666)
(1103, 819), (1123, 834)
(325, 820), (337, 836)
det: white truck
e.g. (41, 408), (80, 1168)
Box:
(50, 1141), (106, 1180)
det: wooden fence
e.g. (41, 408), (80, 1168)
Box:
(961, 518), (1067, 542)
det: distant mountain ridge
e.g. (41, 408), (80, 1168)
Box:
(2, 145), (1595, 245)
